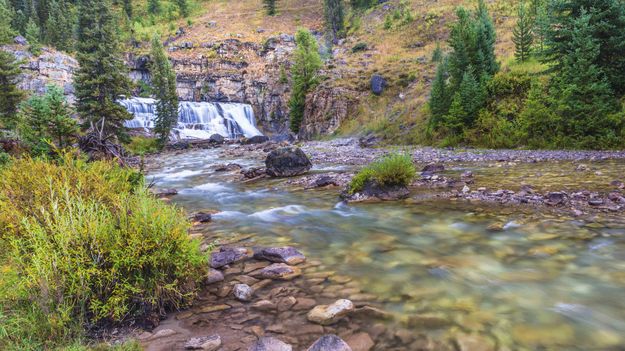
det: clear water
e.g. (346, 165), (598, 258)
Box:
(148, 148), (625, 350)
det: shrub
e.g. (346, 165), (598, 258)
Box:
(349, 153), (416, 193)
(351, 42), (368, 53)
(0, 153), (207, 349)
(125, 136), (160, 155)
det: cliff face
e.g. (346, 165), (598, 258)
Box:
(2, 45), (78, 103)
(129, 36), (296, 134)
(299, 85), (359, 140)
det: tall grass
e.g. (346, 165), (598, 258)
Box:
(0, 153), (207, 349)
(349, 152), (416, 194)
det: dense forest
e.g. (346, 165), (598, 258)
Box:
(1, 0), (625, 350)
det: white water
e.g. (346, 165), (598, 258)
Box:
(119, 97), (263, 140)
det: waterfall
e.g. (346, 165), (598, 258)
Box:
(119, 97), (263, 140)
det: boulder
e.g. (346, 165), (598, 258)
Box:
(154, 188), (178, 197)
(370, 74), (386, 95)
(14, 35), (28, 45)
(249, 337), (293, 351)
(254, 247), (306, 265)
(265, 147), (312, 177)
(345, 333), (375, 351)
(307, 335), (352, 351)
(215, 163), (242, 172)
(307, 299), (354, 325)
(544, 192), (567, 206)
(206, 268), (224, 285)
(233, 284), (254, 302)
(342, 181), (410, 202)
(243, 135), (270, 144)
(421, 163), (445, 173)
(184, 335), (222, 350)
(242, 167), (266, 179)
(210, 247), (252, 268)
(358, 135), (381, 148)
(209, 134), (225, 144)
(192, 212), (212, 223)
(257, 263), (301, 280)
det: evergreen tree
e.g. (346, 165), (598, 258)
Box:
(123, 0), (132, 18)
(150, 35), (179, 147)
(148, 0), (160, 15)
(513, 2), (533, 62)
(324, 0), (344, 41)
(176, 0), (188, 17)
(74, 0), (132, 141)
(443, 70), (484, 132)
(24, 15), (41, 53)
(263, 0), (277, 16)
(552, 11), (621, 146)
(0, 51), (24, 130)
(288, 28), (322, 134)
(542, 0), (625, 94)
(45, 0), (75, 52)
(10, 0), (33, 34)
(475, 0), (499, 77)
(0, 0), (16, 44)
(350, 0), (375, 9)
(429, 58), (450, 125)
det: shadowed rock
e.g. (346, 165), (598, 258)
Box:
(254, 247), (306, 265)
(265, 147), (312, 177)
(210, 247), (252, 268)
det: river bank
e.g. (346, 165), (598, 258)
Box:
(134, 139), (625, 351)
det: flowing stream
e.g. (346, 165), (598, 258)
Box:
(148, 147), (625, 350)
(120, 97), (263, 139)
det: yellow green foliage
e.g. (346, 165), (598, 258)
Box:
(125, 136), (160, 155)
(349, 152), (416, 193)
(0, 153), (207, 349)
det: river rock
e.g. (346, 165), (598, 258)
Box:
(215, 163), (242, 172)
(454, 333), (495, 351)
(154, 188), (178, 197)
(243, 135), (270, 144)
(233, 284), (254, 302)
(342, 181), (410, 202)
(184, 335), (222, 350)
(242, 167), (266, 179)
(544, 192), (567, 206)
(210, 247), (252, 268)
(257, 263), (302, 280)
(422, 163), (445, 173)
(370, 74), (386, 95)
(209, 134), (225, 144)
(307, 335), (353, 351)
(249, 337), (293, 351)
(192, 212), (212, 223)
(254, 247), (306, 265)
(265, 147), (312, 177)
(307, 299), (354, 325)
(345, 333), (374, 351)
(206, 268), (225, 284)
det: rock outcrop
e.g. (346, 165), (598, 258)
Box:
(299, 85), (358, 140)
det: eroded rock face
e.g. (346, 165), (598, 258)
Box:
(265, 148), (312, 177)
(306, 335), (352, 351)
(2, 45), (78, 102)
(299, 86), (357, 140)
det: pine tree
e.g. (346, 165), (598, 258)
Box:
(123, 0), (132, 18)
(0, 0), (16, 44)
(148, 0), (160, 15)
(289, 28), (322, 134)
(513, 2), (533, 62)
(74, 0), (132, 141)
(10, 0), (33, 34)
(45, 0), (76, 52)
(429, 58), (450, 125)
(552, 11), (621, 146)
(176, 0), (188, 17)
(324, 0), (344, 41)
(542, 0), (625, 94)
(24, 15), (41, 54)
(0, 51), (24, 130)
(263, 0), (277, 16)
(350, 0), (375, 9)
(150, 35), (179, 147)
(475, 0), (499, 77)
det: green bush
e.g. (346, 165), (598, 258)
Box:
(0, 153), (207, 349)
(351, 42), (368, 53)
(124, 136), (160, 155)
(349, 153), (416, 194)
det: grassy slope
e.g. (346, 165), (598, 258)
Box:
(132, 0), (523, 143)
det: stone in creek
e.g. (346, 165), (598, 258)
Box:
(233, 284), (254, 302)
(254, 247), (306, 265)
(265, 147), (313, 177)
(154, 188), (178, 197)
(249, 337), (293, 351)
(184, 335), (222, 350)
(242, 167), (267, 179)
(192, 212), (212, 223)
(544, 192), (567, 206)
(208, 134), (225, 144)
(257, 263), (302, 280)
(215, 163), (242, 172)
(342, 181), (410, 202)
(243, 135), (270, 145)
(251, 299), (277, 311)
(454, 334), (495, 351)
(404, 314), (452, 329)
(206, 268), (224, 285)
(345, 332), (375, 351)
(306, 335), (353, 351)
(210, 247), (252, 268)
(422, 163), (445, 173)
(293, 297), (317, 311)
(588, 198), (604, 206)
(307, 299), (354, 325)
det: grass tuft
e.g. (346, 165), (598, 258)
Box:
(349, 152), (416, 194)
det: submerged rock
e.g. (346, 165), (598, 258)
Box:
(206, 268), (224, 285)
(254, 247), (306, 265)
(345, 332), (375, 351)
(233, 283), (254, 302)
(342, 181), (410, 202)
(184, 335), (222, 350)
(307, 299), (354, 325)
(307, 335), (352, 351)
(192, 212), (212, 223)
(544, 192), (568, 206)
(210, 247), (252, 268)
(265, 147), (313, 177)
(257, 263), (302, 280)
(249, 337), (293, 351)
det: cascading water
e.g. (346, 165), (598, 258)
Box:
(119, 97), (263, 139)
